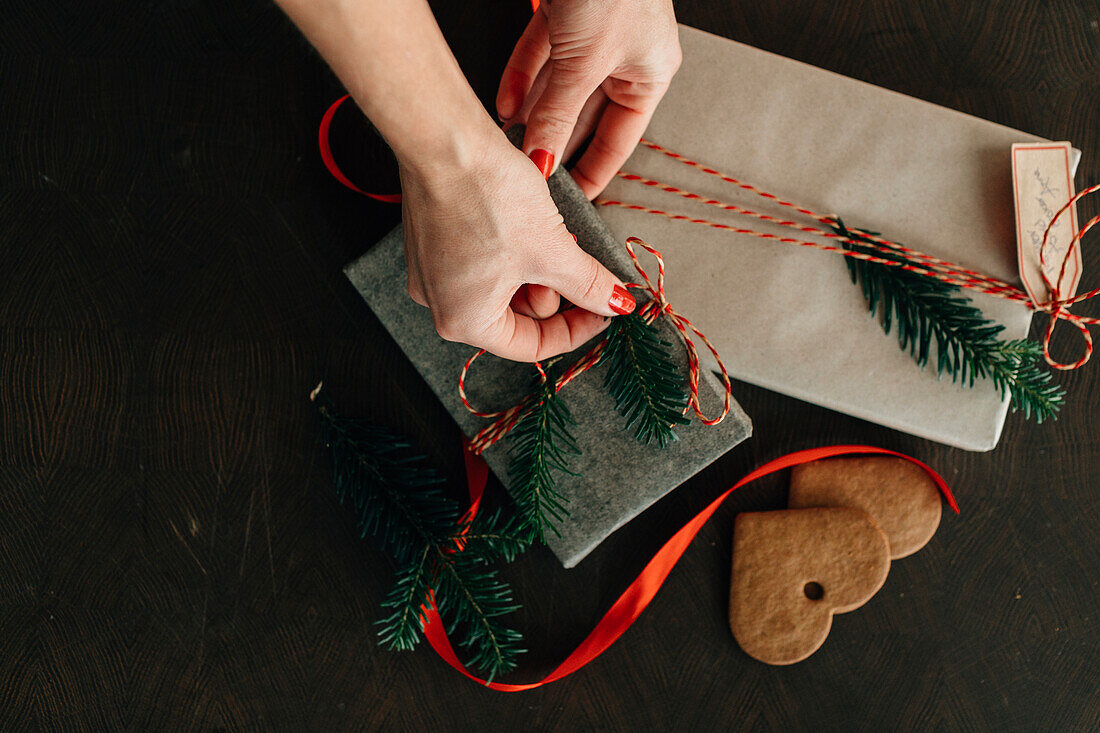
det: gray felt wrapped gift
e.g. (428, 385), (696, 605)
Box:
(344, 135), (752, 568)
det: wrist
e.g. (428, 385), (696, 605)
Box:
(393, 108), (505, 184)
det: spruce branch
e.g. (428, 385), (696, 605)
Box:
(433, 549), (526, 678)
(313, 387), (530, 680)
(506, 380), (578, 543)
(833, 221), (1065, 422)
(449, 506), (531, 562)
(316, 404), (456, 564)
(600, 312), (691, 446)
(376, 547), (433, 651)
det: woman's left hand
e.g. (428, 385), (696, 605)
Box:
(495, 0), (681, 199)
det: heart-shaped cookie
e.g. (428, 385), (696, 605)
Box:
(729, 507), (890, 665)
(789, 456), (942, 559)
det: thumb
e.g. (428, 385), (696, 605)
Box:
(535, 237), (635, 318)
(522, 59), (602, 175)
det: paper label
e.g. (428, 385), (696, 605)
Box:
(1011, 142), (1080, 305)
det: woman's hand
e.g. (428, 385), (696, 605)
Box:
(496, 0), (681, 199)
(400, 127), (635, 362)
(277, 0), (639, 361)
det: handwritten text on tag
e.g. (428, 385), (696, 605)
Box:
(1012, 142), (1080, 306)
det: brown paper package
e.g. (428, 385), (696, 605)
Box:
(598, 25), (1080, 451)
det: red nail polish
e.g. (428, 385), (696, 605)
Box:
(529, 148), (554, 180)
(571, 233), (577, 242)
(608, 285), (635, 315)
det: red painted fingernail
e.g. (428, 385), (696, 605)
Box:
(571, 233), (577, 241)
(608, 285), (635, 315)
(529, 148), (554, 180)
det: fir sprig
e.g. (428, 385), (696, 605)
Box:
(600, 312), (691, 446)
(432, 548), (525, 675)
(377, 548), (433, 651)
(506, 379), (578, 542)
(314, 388), (529, 681)
(833, 220), (1065, 422)
(450, 506), (531, 562)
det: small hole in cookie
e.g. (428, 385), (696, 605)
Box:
(803, 582), (824, 600)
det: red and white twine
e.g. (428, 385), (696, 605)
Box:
(459, 238), (732, 455)
(602, 139), (1100, 371)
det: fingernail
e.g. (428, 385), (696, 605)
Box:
(608, 285), (635, 315)
(498, 84), (521, 121)
(571, 233), (577, 242)
(529, 148), (554, 180)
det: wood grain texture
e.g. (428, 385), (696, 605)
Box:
(0, 0), (1097, 729)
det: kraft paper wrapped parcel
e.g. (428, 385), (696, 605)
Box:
(598, 25), (1079, 452)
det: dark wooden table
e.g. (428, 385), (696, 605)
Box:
(2, 1), (1097, 729)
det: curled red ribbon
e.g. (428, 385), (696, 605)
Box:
(426, 444), (957, 691)
(318, 95), (402, 204)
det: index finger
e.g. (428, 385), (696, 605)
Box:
(570, 100), (656, 200)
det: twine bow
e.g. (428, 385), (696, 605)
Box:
(459, 237), (732, 455)
(1035, 183), (1100, 369)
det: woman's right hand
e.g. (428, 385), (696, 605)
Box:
(276, 0), (633, 361)
(399, 127), (635, 362)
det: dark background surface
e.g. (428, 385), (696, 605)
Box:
(1, 0), (1098, 729)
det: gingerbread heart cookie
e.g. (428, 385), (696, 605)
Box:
(729, 507), (890, 665)
(789, 456), (942, 559)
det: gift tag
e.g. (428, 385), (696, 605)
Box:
(1012, 142), (1081, 305)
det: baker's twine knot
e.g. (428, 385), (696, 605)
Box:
(1035, 182), (1100, 370)
(459, 238), (732, 455)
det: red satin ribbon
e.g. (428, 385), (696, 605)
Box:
(430, 444), (957, 691)
(318, 95), (403, 203)
(318, 0), (536, 200)
(454, 436), (488, 550)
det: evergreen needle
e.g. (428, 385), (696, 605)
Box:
(600, 312), (691, 446)
(834, 220), (1065, 422)
(506, 380), (578, 543)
